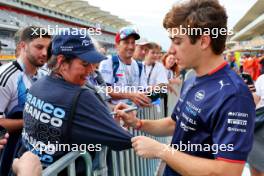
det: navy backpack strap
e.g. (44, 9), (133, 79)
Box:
(112, 56), (142, 83)
(112, 55), (120, 83)
(64, 88), (85, 144)
(136, 60), (143, 78)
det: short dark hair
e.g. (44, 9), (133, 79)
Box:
(163, 0), (227, 55)
(20, 26), (51, 43)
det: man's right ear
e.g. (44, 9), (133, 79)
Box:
(57, 55), (65, 65)
(19, 41), (26, 50)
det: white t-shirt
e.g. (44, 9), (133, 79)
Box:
(255, 74), (264, 108)
(0, 59), (40, 117)
(99, 56), (147, 87)
(143, 61), (169, 86)
(99, 55), (147, 104)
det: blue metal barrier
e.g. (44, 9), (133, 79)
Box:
(42, 151), (93, 176)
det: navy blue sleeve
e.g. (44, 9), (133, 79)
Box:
(171, 103), (179, 121)
(212, 95), (255, 162)
(71, 89), (133, 151)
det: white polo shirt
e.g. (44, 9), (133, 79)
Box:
(143, 61), (169, 86)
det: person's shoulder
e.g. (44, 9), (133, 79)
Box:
(99, 55), (113, 69)
(256, 74), (264, 83)
(105, 55), (114, 63)
(32, 75), (69, 89)
(0, 61), (12, 71)
(77, 87), (103, 104)
(0, 61), (22, 87)
(29, 75), (50, 90)
(0, 61), (21, 73)
(131, 58), (137, 64)
(131, 59), (141, 68)
(155, 61), (164, 67)
(155, 62), (167, 72)
(222, 68), (251, 97)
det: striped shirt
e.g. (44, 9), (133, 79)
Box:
(0, 59), (38, 117)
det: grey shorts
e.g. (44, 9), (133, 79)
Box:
(247, 126), (264, 172)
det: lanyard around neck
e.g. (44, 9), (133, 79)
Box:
(144, 63), (155, 85)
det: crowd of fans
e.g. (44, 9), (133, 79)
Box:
(0, 0), (263, 175)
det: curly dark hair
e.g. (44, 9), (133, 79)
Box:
(163, 0), (228, 55)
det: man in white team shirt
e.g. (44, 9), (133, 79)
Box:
(143, 42), (169, 87)
(99, 26), (151, 107)
(0, 26), (50, 175)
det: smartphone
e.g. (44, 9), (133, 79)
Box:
(0, 125), (7, 139)
(111, 107), (138, 115)
(241, 73), (254, 85)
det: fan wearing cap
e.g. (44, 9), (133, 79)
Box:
(99, 26), (151, 107)
(18, 30), (133, 169)
(133, 38), (150, 62)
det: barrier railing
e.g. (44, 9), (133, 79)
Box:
(42, 152), (93, 176)
(108, 99), (171, 176)
(43, 97), (174, 176)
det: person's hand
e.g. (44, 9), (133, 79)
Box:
(129, 92), (151, 107)
(132, 136), (166, 158)
(12, 151), (42, 176)
(167, 84), (177, 95)
(114, 103), (139, 128)
(0, 133), (9, 150)
(248, 84), (256, 92)
(169, 77), (182, 85)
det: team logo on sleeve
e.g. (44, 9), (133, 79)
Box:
(219, 80), (230, 90)
(194, 90), (205, 101)
(228, 112), (249, 118)
(227, 119), (247, 126)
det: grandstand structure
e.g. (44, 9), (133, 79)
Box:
(0, 0), (131, 61)
(227, 0), (264, 52)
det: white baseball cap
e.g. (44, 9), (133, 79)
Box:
(136, 38), (150, 45)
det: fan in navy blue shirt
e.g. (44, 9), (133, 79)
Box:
(114, 0), (255, 175)
(18, 30), (133, 168)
